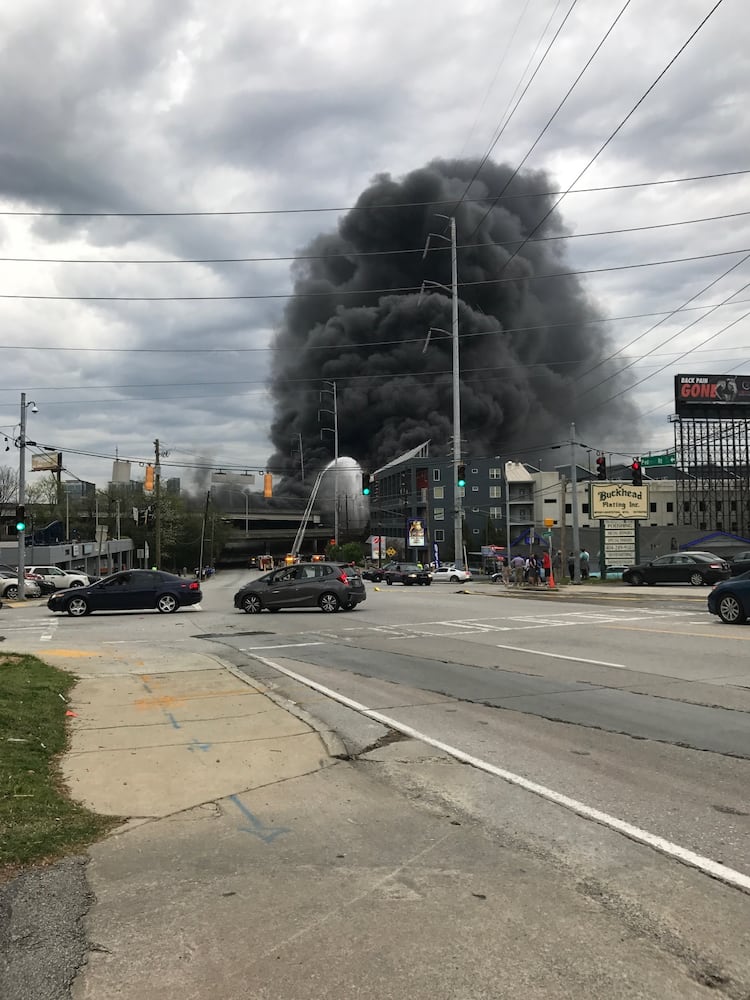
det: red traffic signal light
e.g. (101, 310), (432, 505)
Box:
(630, 460), (642, 486)
(595, 454), (607, 481)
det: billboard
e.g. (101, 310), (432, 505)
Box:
(407, 518), (425, 547)
(590, 483), (649, 520)
(675, 375), (750, 417)
(31, 452), (62, 472)
(111, 460), (132, 483)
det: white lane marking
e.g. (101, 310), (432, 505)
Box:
(495, 643), (626, 668)
(239, 642), (326, 651)
(248, 652), (750, 896)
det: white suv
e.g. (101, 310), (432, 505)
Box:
(26, 566), (90, 590)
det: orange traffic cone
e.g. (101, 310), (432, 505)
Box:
(548, 567), (555, 589)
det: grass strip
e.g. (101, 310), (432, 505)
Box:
(0, 652), (120, 878)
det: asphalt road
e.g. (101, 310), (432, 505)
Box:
(2, 571), (749, 996)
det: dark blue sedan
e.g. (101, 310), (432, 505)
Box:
(707, 570), (750, 624)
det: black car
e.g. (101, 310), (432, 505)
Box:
(729, 550), (750, 576)
(362, 566), (385, 582)
(383, 563), (432, 586)
(234, 562), (366, 614)
(708, 570), (750, 623)
(622, 551), (731, 587)
(48, 570), (203, 616)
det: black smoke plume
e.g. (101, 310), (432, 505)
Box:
(268, 158), (638, 488)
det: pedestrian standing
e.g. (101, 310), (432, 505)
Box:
(542, 550), (551, 581)
(567, 551), (575, 580)
(580, 547), (590, 580)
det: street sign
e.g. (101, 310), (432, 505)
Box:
(386, 547), (397, 557)
(640, 453), (676, 467)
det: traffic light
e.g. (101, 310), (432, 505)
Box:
(361, 472), (371, 496)
(264, 473), (273, 498)
(400, 471), (408, 497)
(14, 505), (25, 531)
(596, 454), (607, 481)
(144, 465), (155, 492)
(631, 460), (642, 486)
(457, 464), (466, 488)
(146, 507), (155, 527)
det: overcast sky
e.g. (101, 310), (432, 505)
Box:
(0, 0), (748, 490)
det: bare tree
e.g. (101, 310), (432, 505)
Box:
(0, 465), (19, 504)
(25, 474), (59, 507)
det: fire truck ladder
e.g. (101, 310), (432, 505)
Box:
(291, 468), (325, 557)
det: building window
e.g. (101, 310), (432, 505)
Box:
(650, 502), (657, 513)
(582, 504), (589, 514)
(699, 501), (705, 512)
(716, 501), (722, 512)
(472, 528), (480, 534)
(433, 486), (444, 499)
(489, 468), (502, 479)
(434, 529), (445, 542)
(489, 486), (502, 498)
(565, 503), (572, 514)
(433, 469), (441, 482)
(731, 500), (737, 511)
(471, 485), (479, 492)
(544, 498), (555, 504)
(683, 501), (690, 513)
(434, 508), (444, 520)
(666, 502), (674, 512)
(489, 507), (503, 519)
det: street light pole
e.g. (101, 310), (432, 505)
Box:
(16, 393), (37, 601)
(450, 216), (464, 571)
(570, 422), (581, 584)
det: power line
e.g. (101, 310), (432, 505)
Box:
(459, 0), (634, 227)
(3, 208), (748, 266)
(468, 0), (726, 248)
(1, 247), (745, 301)
(0, 169), (746, 218)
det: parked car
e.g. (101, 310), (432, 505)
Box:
(234, 562), (366, 614)
(24, 572), (57, 595)
(622, 551), (730, 587)
(48, 570), (202, 617)
(707, 570), (750, 623)
(26, 565), (91, 590)
(383, 563), (432, 586)
(729, 550), (750, 576)
(431, 565), (472, 583)
(0, 572), (42, 600)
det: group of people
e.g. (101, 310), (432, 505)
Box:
(495, 550), (553, 586)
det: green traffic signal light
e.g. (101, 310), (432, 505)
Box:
(457, 464), (466, 488)
(15, 505), (25, 531)
(361, 472), (371, 496)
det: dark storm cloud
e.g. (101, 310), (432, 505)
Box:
(268, 158), (641, 484)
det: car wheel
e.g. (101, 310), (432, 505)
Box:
(157, 594), (179, 614)
(318, 592), (340, 613)
(386, 578), (393, 585)
(424, 579), (431, 586)
(689, 572), (705, 587)
(69, 580), (84, 588)
(4, 585), (18, 600)
(242, 594), (263, 614)
(718, 593), (746, 624)
(449, 575), (459, 583)
(67, 597), (90, 617)
(628, 572), (643, 587)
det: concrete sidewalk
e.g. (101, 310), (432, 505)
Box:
(63, 661), (335, 819)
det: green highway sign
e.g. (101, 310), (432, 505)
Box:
(640, 453), (676, 467)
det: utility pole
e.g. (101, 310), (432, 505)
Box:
(559, 475), (567, 579)
(16, 393), (35, 601)
(115, 499), (121, 539)
(198, 489), (210, 578)
(319, 382), (340, 546)
(570, 423), (581, 583)
(422, 215), (464, 568)
(154, 438), (161, 569)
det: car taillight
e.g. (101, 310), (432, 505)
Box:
(338, 572), (349, 584)
(189, 581), (200, 590)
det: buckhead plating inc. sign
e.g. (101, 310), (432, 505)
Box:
(590, 483), (649, 520)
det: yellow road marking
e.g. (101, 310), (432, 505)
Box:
(603, 624), (750, 640)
